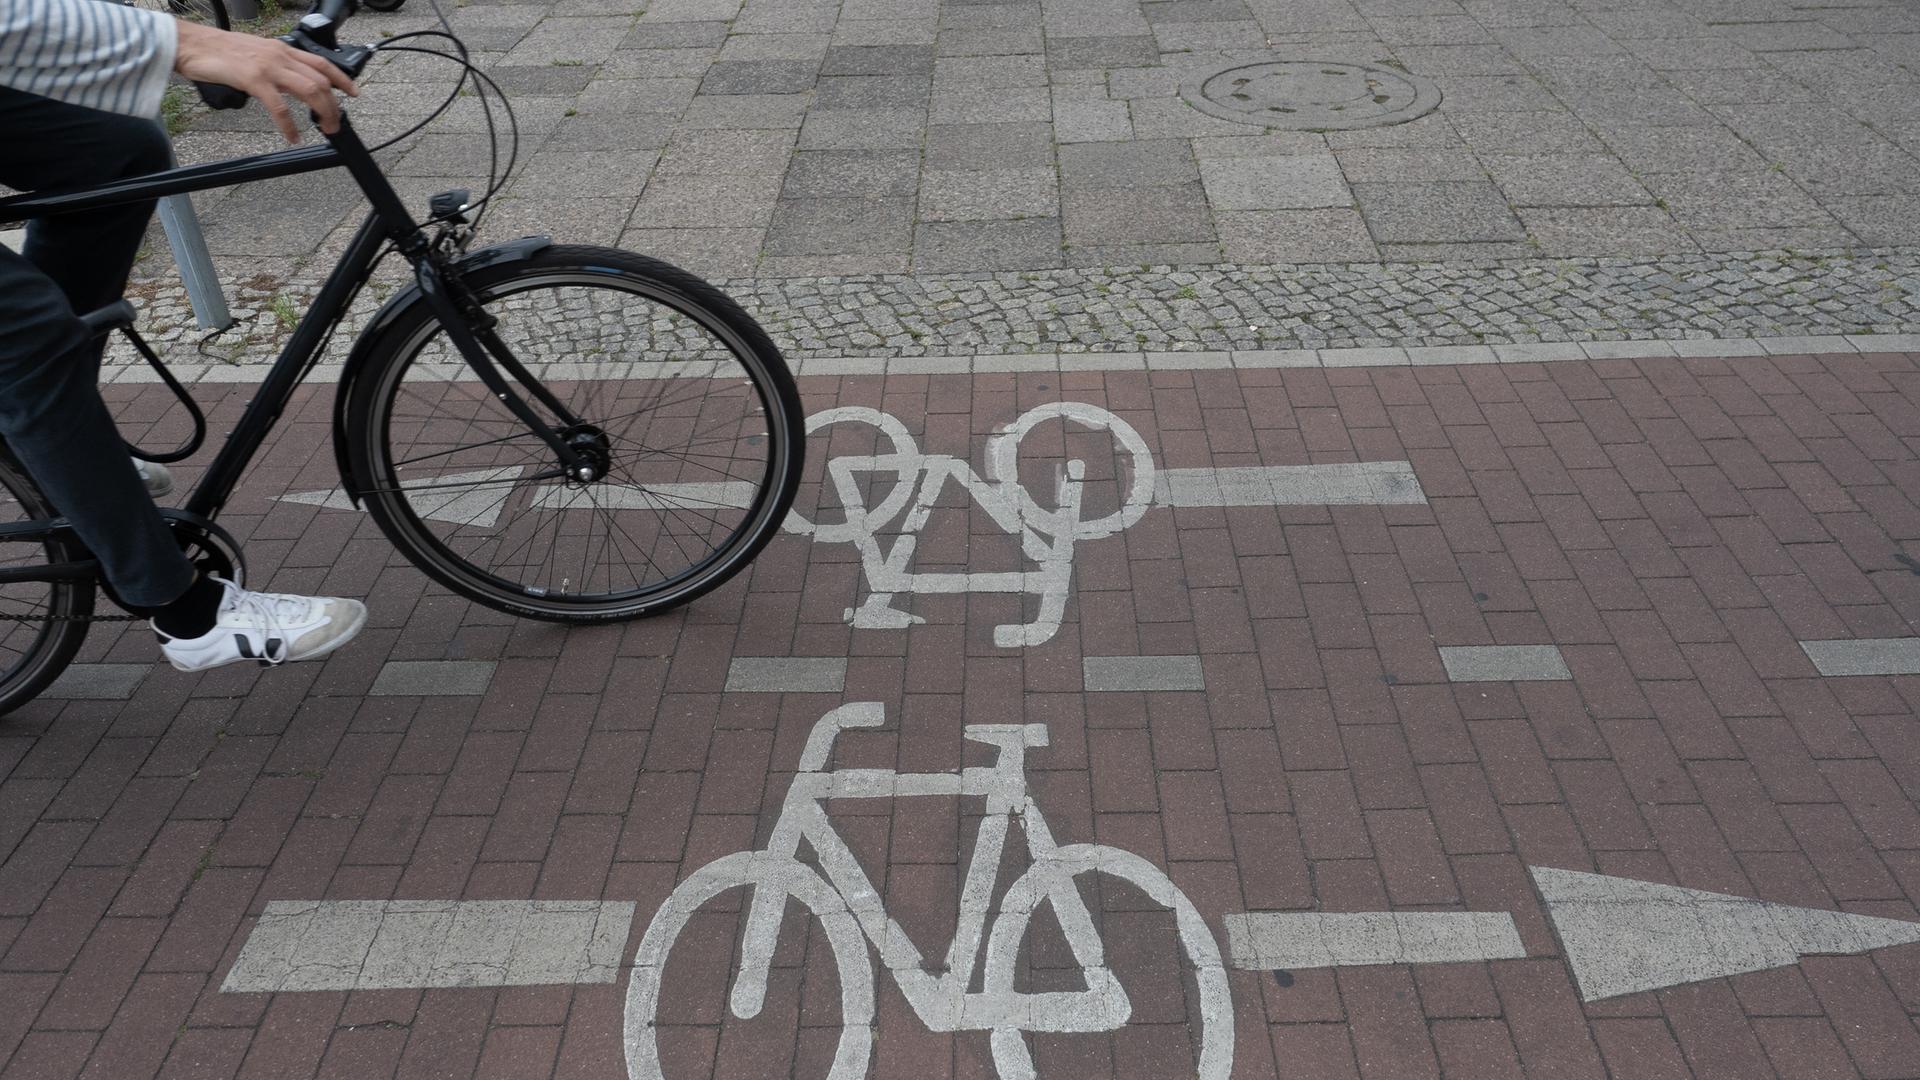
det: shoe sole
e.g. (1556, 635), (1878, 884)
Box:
(164, 601), (370, 673)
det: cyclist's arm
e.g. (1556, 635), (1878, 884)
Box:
(0, 0), (178, 118)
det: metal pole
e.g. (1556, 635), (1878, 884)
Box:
(155, 193), (233, 331)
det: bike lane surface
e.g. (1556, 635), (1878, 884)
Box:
(3, 345), (1920, 1078)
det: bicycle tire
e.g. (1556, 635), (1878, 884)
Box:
(362, 0), (406, 10)
(344, 245), (805, 623)
(0, 455), (95, 719)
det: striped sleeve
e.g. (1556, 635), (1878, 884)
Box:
(0, 0), (179, 118)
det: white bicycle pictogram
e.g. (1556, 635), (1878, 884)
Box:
(624, 703), (1233, 1079)
(789, 403), (1157, 647)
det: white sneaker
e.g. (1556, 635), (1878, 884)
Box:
(135, 458), (172, 498)
(155, 577), (367, 672)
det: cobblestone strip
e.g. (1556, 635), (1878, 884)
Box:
(120, 249), (1920, 368)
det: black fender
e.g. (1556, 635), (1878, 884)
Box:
(330, 235), (552, 505)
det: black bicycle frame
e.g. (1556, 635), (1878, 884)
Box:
(0, 111), (589, 582)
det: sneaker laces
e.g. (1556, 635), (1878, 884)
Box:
(215, 578), (301, 665)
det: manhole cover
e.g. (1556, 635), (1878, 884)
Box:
(1181, 59), (1442, 131)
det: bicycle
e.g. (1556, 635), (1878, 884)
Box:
(0, 0), (805, 714)
(789, 402), (1156, 647)
(626, 702), (1234, 1080)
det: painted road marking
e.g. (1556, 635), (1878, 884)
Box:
(1799, 638), (1920, 676)
(1083, 655), (1206, 692)
(41, 663), (148, 700)
(369, 661), (497, 697)
(1224, 912), (1525, 969)
(221, 900), (635, 993)
(1532, 866), (1920, 1001)
(1438, 644), (1572, 682)
(1154, 461), (1426, 507)
(724, 657), (849, 693)
(276, 466), (526, 528)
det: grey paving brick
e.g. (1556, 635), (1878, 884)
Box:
(1715, 21), (1857, 52)
(713, 32), (833, 62)
(767, 197), (915, 255)
(1826, 195), (1920, 245)
(1334, 148), (1489, 183)
(1596, 125), (1769, 173)
(822, 44), (936, 76)
(925, 122), (1056, 169)
(1451, 111), (1602, 153)
(1432, 74), (1563, 112)
(1483, 154), (1653, 207)
(1438, 645), (1571, 682)
(1054, 98), (1133, 142)
(1045, 36), (1159, 69)
(1064, 184), (1217, 245)
(700, 60), (820, 95)
(723, 657), (848, 692)
(1199, 155), (1351, 210)
(620, 19), (729, 50)
(815, 74), (932, 110)
(1218, 209), (1379, 263)
(917, 168), (1059, 221)
(369, 661), (498, 697)
(796, 108), (928, 150)
(1353, 181), (1527, 242)
(929, 86), (1051, 124)
(1518, 207), (1699, 256)
(619, 226), (765, 277)
(914, 218), (1064, 272)
(936, 27), (1045, 57)
(499, 17), (634, 66)
(1059, 139), (1198, 190)
(680, 93), (811, 128)
(932, 54), (1049, 89)
(781, 150), (923, 198)
(633, 172), (783, 226)
(1083, 655), (1206, 692)
(1640, 170), (1837, 229)
(655, 129), (796, 176)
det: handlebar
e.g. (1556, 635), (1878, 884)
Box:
(193, 0), (366, 111)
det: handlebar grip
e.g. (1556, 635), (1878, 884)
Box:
(309, 0), (357, 24)
(193, 81), (249, 110)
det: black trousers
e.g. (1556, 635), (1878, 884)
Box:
(0, 87), (195, 608)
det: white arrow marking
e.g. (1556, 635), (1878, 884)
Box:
(221, 900), (635, 993)
(276, 466), (526, 529)
(1533, 866), (1920, 1001)
(1223, 911), (1524, 969)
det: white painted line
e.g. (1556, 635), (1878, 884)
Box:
(1224, 912), (1526, 969)
(151, 334), (1920, 385)
(41, 663), (149, 700)
(277, 466), (525, 528)
(1799, 638), (1920, 677)
(724, 657), (848, 693)
(1532, 867), (1920, 1001)
(1083, 655), (1206, 692)
(1154, 461), (1426, 507)
(1439, 644), (1572, 682)
(221, 900), (636, 993)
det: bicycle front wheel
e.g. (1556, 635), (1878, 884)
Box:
(345, 246), (804, 622)
(0, 454), (94, 718)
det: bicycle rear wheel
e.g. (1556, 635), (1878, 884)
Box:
(0, 455), (95, 718)
(344, 245), (805, 623)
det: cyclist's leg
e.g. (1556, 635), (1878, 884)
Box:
(0, 88), (194, 609)
(0, 245), (195, 609)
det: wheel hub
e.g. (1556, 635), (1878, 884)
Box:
(561, 424), (613, 484)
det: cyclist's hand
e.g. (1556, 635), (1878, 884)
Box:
(172, 20), (359, 144)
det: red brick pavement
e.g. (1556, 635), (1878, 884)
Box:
(0, 349), (1917, 1077)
